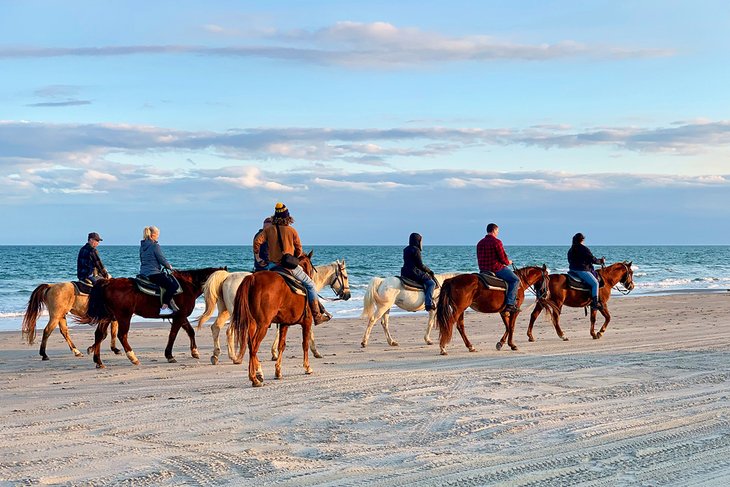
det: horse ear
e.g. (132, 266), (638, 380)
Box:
(628, 261), (633, 267)
(307, 250), (313, 259)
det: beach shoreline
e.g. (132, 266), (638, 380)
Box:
(2, 293), (729, 485)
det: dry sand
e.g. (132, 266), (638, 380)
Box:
(1, 293), (729, 486)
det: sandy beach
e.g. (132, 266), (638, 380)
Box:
(1, 293), (729, 485)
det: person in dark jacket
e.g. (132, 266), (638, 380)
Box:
(252, 217), (272, 272)
(400, 233), (437, 311)
(568, 232), (605, 310)
(139, 226), (178, 316)
(77, 232), (110, 283)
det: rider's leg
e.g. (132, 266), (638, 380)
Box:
(496, 267), (520, 309)
(291, 265), (330, 324)
(422, 278), (436, 310)
(573, 271), (601, 309)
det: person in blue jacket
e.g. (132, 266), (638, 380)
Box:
(140, 226), (178, 316)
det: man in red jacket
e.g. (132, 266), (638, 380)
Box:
(476, 223), (520, 313)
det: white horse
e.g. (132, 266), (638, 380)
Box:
(360, 273), (461, 348)
(197, 260), (351, 364)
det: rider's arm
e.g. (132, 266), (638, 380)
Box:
(154, 243), (172, 270)
(252, 229), (265, 261)
(497, 241), (511, 266)
(293, 229), (303, 257)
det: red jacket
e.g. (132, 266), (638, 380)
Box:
(477, 234), (509, 273)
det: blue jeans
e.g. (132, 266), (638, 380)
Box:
(571, 270), (599, 298)
(422, 278), (436, 308)
(495, 267), (520, 306)
(291, 265), (318, 304)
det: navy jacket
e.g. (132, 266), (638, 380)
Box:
(400, 233), (434, 282)
(139, 238), (172, 276)
(568, 244), (601, 272)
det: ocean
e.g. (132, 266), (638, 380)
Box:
(2, 245), (729, 332)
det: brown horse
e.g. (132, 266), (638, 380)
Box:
(527, 261), (634, 341)
(231, 252), (316, 387)
(437, 266), (549, 355)
(22, 282), (120, 360)
(80, 267), (225, 368)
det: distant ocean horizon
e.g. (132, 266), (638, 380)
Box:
(2, 245), (729, 332)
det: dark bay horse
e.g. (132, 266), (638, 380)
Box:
(80, 267), (225, 368)
(527, 261), (634, 341)
(22, 281), (121, 360)
(231, 252), (316, 387)
(437, 266), (549, 355)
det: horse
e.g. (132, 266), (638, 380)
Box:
(437, 265), (549, 355)
(22, 282), (121, 360)
(196, 260), (351, 365)
(360, 273), (461, 348)
(526, 261), (634, 341)
(231, 252), (318, 387)
(79, 267), (225, 368)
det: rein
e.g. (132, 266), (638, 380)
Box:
(317, 262), (349, 302)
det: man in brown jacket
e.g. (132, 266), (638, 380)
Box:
(252, 203), (330, 324)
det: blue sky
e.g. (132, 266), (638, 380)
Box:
(1, 0), (729, 245)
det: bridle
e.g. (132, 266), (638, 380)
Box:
(514, 264), (550, 298)
(316, 261), (350, 301)
(613, 262), (634, 295)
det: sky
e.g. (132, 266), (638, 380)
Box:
(1, 0), (729, 245)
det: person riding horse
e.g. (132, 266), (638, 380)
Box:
(400, 233), (438, 311)
(477, 223), (520, 314)
(252, 203), (330, 325)
(568, 232), (606, 311)
(252, 217), (272, 272)
(77, 232), (109, 284)
(139, 226), (179, 317)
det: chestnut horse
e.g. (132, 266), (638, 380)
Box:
(22, 281), (120, 360)
(231, 253), (316, 387)
(80, 267), (225, 368)
(527, 261), (634, 341)
(437, 265), (549, 355)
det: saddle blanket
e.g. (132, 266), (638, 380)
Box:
(566, 271), (604, 292)
(397, 276), (424, 291)
(474, 272), (507, 291)
(133, 275), (183, 297)
(72, 281), (93, 296)
(272, 268), (307, 296)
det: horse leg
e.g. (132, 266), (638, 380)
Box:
(58, 317), (83, 357)
(164, 319), (183, 363)
(226, 321), (243, 365)
(249, 323), (268, 386)
(39, 319), (59, 360)
(361, 306), (386, 347)
(109, 320), (122, 354)
(596, 307), (611, 338)
(380, 310), (399, 347)
(424, 310), (435, 345)
(302, 322), (313, 375)
(496, 312), (510, 351)
(590, 308), (598, 339)
(527, 303), (542, 342)
(180, 319), (200, 359)
(455, 312), (476, 352)
(92, 322), (111, 368)
(507, 312), (519, 351)
(309, 327), (322, 359)
(270, 324), (280, 361)
(210, 314), (223, 365)
(117, 319), (139, 366)
(275, 325), (288, 379)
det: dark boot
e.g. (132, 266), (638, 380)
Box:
(590, 297), (603, 311)
(310, 301), (331, 325)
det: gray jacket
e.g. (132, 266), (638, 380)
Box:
(139, 238), (171, 276)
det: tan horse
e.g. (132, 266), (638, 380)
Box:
(197, 260), (351, 364)
(22, 282), (119, 360)
(527, 261), (634, 341)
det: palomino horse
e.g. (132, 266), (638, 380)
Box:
(80, 267), (225, 368)
(360, 273), (460, 348)
(231, 253), (317, 387)
(197, 260), (351, 364)
(437, 266), (549, 355)
(22, 282), (120, 360)
(527, 261), (634, 341)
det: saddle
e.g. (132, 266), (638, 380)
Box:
(72, 280), (93, 296)
(133, 275), (183, 297)
(474, 272), (507, 291)
(397, 276), (425, 291)
(566, 271), (604, 292)
(271, 267), (307, 296)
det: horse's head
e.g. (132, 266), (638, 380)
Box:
(620, 261), (635, 291)
(331, 259), (351, 300)
(601, 261), (635, 291)
(298, 251), (315, 278)
(517, 265), (549, 287)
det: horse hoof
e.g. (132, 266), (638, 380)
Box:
(596, 332), (603, 339)
(389, 341), (399, 347)
(191, 350), (200, 359)
(111, 347), (122, 355)
(87, 346), (94, 354)
(74, 351), (84, 358)
(510, 346), (519, 351)
(132, 360), (140, 365)
(360, 342), (367, 348)
(496, 342), (503, 351)
(211, 356), (219, 365)
(41, 355), (49, 361)
(528, 337), (535, 342)
(425, 339), (433, 345)
(469, 347), (477, 353)
(270, 355), (278, 362)
(233, 359), (243, 365)
(440, 349), (448, 356)
(96, 363), (106, 369)
(255, 372), (264, 382)
(313, 352), (323, 359)
(252, 380), (263, 388)
(167, 357), (177, 363)
(562, 336), (569, 341)
(305, 368), (313, 375)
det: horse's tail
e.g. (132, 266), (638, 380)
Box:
(79, 281), (114, 326)
(232, 276), (253, 361)
(197, 269), (229, 330)
(437, 278), (456, 346)
(22, 284), (51, 345)
(360, 277), (384, 320)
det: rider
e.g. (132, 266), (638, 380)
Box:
(139, 226), (178, 317)
(77, 232), (110, 284)
(252, 217), (273, 272)
(568, 232), (606, 311)
(477, 223), (520, 314)
(252, 203), (330, 325)
(400, 233), (437, 311)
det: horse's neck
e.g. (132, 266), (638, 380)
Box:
(435, 272), (459, 284)
(312, 263), (336, 291)
(519, 268), (543, 286)
(600, 266), (622, 287)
